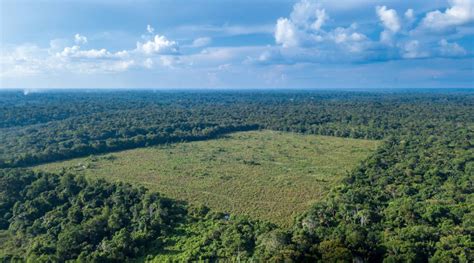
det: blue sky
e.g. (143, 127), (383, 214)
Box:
(1, 0), (473, 89)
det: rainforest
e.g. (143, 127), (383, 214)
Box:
(0, 89), (472, 262)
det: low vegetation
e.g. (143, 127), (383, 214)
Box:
(35, 130), (380, 226)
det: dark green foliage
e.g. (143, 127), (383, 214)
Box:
(279, 125), (473, 262)
(1, 90), (472, 168)
(0, 169), (186, 261)
(0, 169), (274, 262)
(0, 90), (473, 262)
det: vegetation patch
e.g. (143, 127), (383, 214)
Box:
(0, 169), (272, 262)
(35, 130), (380, 226)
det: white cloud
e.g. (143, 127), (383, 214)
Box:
(275, 18), (300, 47)
(404, 9), (415, 22)
(312, 9), (329, 31)
(1, 30), (184, 77)
(420, 0), (474, 31)
(51, 32), (182, 73)
(329, 25), (369, 53)
(136, 35), (179, 55)
(290, 0), (318, 26)
(192, 37), (212, 47)
(401, 40), (429, 58)
(57, 44), (130, 60)
(274, 0), (370, 57)
(0, 44), (47, 77)
(439, 39), (467, 56)
(330, 24), (367, 44)
(147, 24), (154, 34)
(290, 0), (328, 30)
(58, 46), (109, 59)
(269, 0), (471, 64)
(74, 34), (88, 45)
(405, 9), (415, 20)
(376, 6), (401, 33)
(376, 6), (401, 45)
(2, 1), (473, 80)
(404, 9), (416, 26)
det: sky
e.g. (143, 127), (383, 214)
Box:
(0, 0), (473, 89)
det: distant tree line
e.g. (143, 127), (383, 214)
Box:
(1, 91), (472, 168)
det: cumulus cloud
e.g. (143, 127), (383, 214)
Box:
(2, 0), (472, 80)
(1, 30), (184, 77)
(439, 39), (467, 56)
(268, 0), (473, 65)
(328, 24), (369, 53)
(58, 46), (109, 59)
(74, 34), (88, 45)
(330, 24), (367, 44)
(376, 6), (401, 44)
(0, 43), (134, 77)
(275, 18), (300, 47)
(275, 0), (367, 49)
(274, 0), (328, 47)
(136, 35), (179, 55)
(273, 0), (333, 48)
(272, 0), (373, 65)
(290, 0), (328, 30)
(419, 0), (474, 31)
(376, 6), (401, 32)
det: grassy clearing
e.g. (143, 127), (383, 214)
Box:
(35, 130), (380, 226)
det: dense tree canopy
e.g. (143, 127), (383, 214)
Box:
(0, 90), (472, 262)
(262, 125), (473, 262)
(1, 90), (472, 168)
(0, 169), (273, 262)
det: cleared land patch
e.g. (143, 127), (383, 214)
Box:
(35, 130), (380, 226)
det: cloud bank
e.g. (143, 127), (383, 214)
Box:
(1, 0), (472, 89)
(265, 0), (473, 65)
